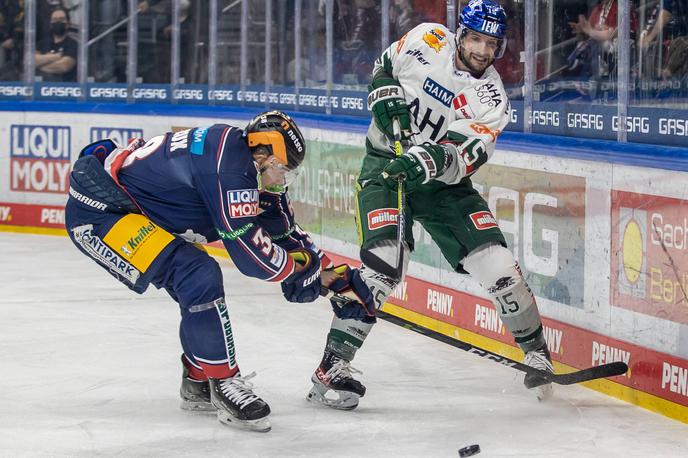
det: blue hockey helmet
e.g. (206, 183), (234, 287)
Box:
(458, 0), (508, 58)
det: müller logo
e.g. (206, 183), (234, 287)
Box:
(367, 208), (399, 230)
(469, 211), (498, 230)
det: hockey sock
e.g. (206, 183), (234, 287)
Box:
(324, 315), (375, 362)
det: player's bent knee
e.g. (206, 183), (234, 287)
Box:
(165, 244), (225, 309)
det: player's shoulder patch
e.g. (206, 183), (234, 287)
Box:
(401, 23), (452, 55)
(422, 25), (450, 54)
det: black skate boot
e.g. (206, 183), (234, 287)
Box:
(179, 356), (214, 412)
(523, 344), (554, 401)
(209, 372), (271, 432)
(307, 350), (366, 410)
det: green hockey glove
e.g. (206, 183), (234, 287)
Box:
(379, 143), (452, 193)
(367, 77), (412, 139)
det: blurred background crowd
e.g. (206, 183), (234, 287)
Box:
(0, 1), (685, 107)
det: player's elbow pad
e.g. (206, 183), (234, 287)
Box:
(437, 138), (488, 184)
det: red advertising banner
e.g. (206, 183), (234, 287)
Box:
(0, 202), (66, 229)
(611, 190), (688, 325)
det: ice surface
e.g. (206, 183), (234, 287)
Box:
(1, 233), (686, 457)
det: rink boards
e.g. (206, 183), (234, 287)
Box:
(0, 105), (687, 423)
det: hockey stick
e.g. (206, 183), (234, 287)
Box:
(391, 118), (406, 282)
(319, 285), (628, 387)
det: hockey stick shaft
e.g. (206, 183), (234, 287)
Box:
(376, 308), (628, 386)
(392, 118), (405, 282)
(319, 285), (627, 386)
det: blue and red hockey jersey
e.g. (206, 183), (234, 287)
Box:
(103, 123), (317, 283)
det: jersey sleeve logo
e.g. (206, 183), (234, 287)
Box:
(469, 211), (499, 230)
(453, 93), (476, 119)
(469, 123), (500, 142)
(227, 189), (259, 218)
(423, 28), (447, 53)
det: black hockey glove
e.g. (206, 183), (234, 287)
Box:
(282, 248), (322, 303)
(368, 76), (412, 140)
(326, 265), (377, 321)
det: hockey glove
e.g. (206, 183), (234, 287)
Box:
(282, 248), (322, 303)
(325, 265), (376, 321)
(379, 143), (453, 193)
(368, 77), (412, 140)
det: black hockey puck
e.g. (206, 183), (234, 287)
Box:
(458, 444), (480, 457)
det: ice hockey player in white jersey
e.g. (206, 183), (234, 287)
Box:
(307, 0), (555, 409)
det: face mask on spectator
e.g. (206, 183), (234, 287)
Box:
(51, 22), (67, 36)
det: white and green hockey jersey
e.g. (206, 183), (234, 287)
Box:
(367, 22), (511, 173)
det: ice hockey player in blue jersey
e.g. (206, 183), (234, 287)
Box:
(64, 111), (327, 432)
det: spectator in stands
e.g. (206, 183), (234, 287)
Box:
(637, 0), (688, 80)
(566, 0), (637, 78)
(0, 0), (24, 80)
(35, 6), (77, 82)
(36, 0), (64, 47)
(390, 0), (414, 39)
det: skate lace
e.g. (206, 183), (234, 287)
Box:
(219, 371), (260, 409)
(524, 349), (554, 372)
(325, 359), (362, 382)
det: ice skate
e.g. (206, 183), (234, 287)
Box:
(523, 345), (554, 401)
(307, 351), (366, 410)
(180, 374), (214, 412)
(179, 356), (214, 412)
(209, 372), (271, 432)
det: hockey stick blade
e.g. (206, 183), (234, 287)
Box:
(524, 361), (629, 387)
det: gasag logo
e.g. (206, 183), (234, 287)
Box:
(423, 27), (446, 53)
(423, 77), (454, 108)
(90, 127), (144, 146)
(367, 208), (398, 230)
(227, 189), (259, 218)
(10, 125), (71, 193)
(470, 211), (498, 230)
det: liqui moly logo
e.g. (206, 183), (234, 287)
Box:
(227, 189), (259, 218)
(10, 125), (71, 193)
(470, 211), (498, 230)
(90, 127), (144, 146)
(367, 208), (399, 230)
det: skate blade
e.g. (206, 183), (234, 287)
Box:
(216, 410), (272, 432)
(306, 385), (360, 411)
(180, 399), (216, 412)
